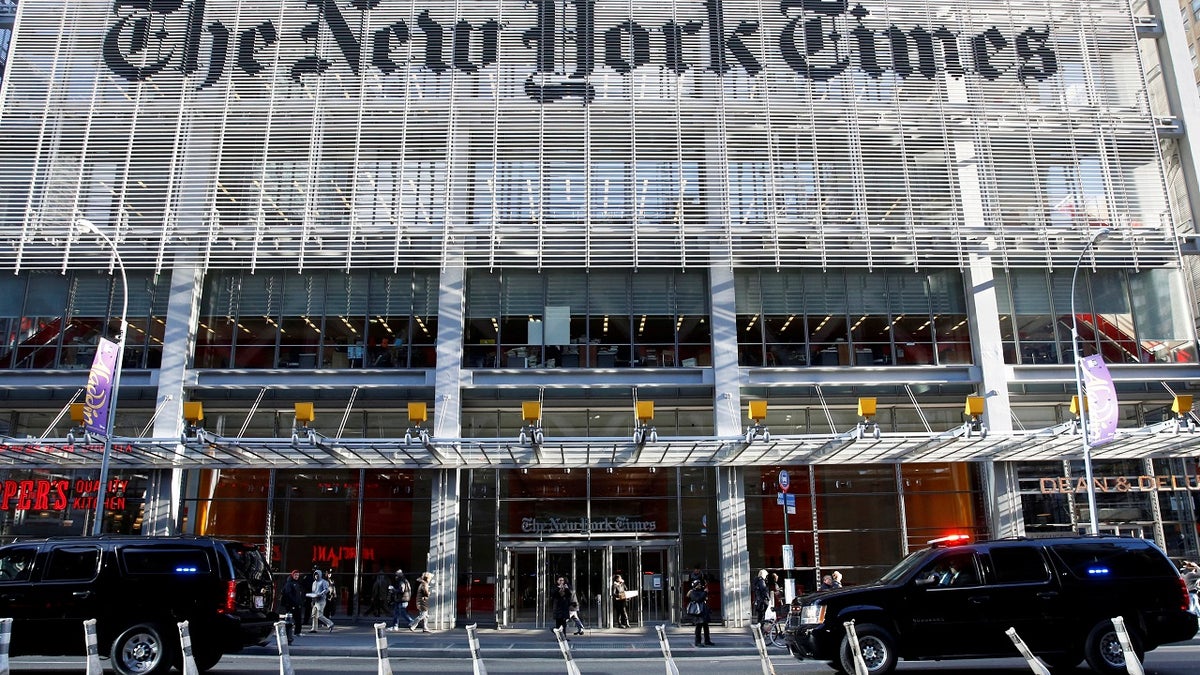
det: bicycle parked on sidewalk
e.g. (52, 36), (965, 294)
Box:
(758, 606), (787, 648)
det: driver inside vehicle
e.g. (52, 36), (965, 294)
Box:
(0, 551), (32, 581)
(916, 556), (974, 587)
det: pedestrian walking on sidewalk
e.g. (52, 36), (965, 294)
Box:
(409, 572), (432, 633)
(611, 574), (630, 628)
(552, 576), (580, 634)
(308, 569), (335, 633)
(280, 570), (306, 643)
(687, 579), (714, 647)
(388, 569), (413, 631)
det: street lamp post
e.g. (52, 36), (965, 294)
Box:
(75, 218), (128, 537)
(1069, 226), (1112, 536)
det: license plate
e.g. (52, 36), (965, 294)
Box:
(254, 595), (264, 609)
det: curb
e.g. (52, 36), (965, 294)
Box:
(244, 626), (768, 660)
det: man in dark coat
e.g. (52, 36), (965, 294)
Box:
(753, 569), (770, 624)
(551, 576), (578, 634)
(280, 569), (306, 643)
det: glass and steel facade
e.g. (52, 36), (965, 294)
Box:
(0, 0), (1199, 629)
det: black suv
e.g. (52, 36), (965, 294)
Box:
(0, 535), (276, 675)
(784, 535), (1198, 674)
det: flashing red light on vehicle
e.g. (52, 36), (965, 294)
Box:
(926, 534), (971, 547)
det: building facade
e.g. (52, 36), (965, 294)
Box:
(1, 0), (1200, 629)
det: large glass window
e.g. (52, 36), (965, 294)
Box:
(196, 270), (438, 369)
(997, 268), (1196, 365)
(735, 270), (968, 367)
(459, 467), (706, 625)
(1013, 459), (1192, 548)
(745, 463), (986, 592)
(464, 270), (710, 369)
(0, 271), (166, 370)
(184, 468), (431, 621)
(0, 469), (147, 539)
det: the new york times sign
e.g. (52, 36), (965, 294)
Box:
(102, 0), (1059, 103)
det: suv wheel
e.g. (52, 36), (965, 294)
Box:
(110, 623), (173, 675)
(839, 623), (898, 675)
(192, 647), (223, 672)
(1084, 620), (1143, 675)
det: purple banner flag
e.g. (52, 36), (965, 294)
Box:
(1080, 355), (1118, 447)
(82, 338), (119, 437)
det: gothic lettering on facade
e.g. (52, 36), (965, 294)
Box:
(1038, 475), (1200, 494)
(101, 0), (1058, 101)
(520, 516), (657, 534)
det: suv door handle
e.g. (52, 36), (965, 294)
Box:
(1036, 591), (1058, 600)
(968, 595), (990, 604)
(72, 591), (91, 598)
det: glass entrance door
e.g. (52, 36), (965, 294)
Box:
(499, 542), (676, 628)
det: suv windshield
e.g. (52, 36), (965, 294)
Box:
(878, 549), (934, 584)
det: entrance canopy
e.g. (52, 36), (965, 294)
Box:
(3, 421), (1199, 470)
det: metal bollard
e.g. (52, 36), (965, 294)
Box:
(1004, 627), (1052, 675)
(374, 622), (393, 675)
(843, 620), (869, 675)
(0, 617), (11, 675)
(1111, 616), (1146, 675)
(466, 623), (489, 675)
(750, 622), (776, 675)
(83, 619), (103, 675)
(274, 620), (295, 675)
(177, 621), (200, 675)
(552, 627), (583, 675)
(654, 624), (680, 675)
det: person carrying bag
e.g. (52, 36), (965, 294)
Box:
(611, 574), (631, 628)
(686, 579), (714, 647)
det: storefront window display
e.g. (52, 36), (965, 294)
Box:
(746, 463), (986, 592)
(0, 469), (146, 540)
(184, 468), (431, 619)
(1016, 458), (1200, 560)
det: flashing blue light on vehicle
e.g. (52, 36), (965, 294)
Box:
(1086, 566), (1111, 576)
(175, 566), (200, 573)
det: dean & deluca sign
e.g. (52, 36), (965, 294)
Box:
(1039, 475), (1200, 494)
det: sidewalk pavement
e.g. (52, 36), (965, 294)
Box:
(246, 622), (769, 660)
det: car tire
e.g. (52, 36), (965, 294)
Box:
(110, 623), (174, 675)
(192, 647), (223, 672)
(1084, 620), (1143, 675)
(839, 623), (898, 675)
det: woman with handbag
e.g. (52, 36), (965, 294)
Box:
(686, 579), (714, 647)
(611, 574), (630, 628)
